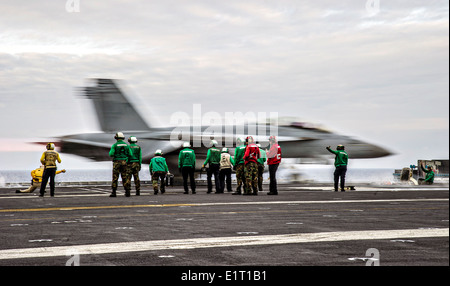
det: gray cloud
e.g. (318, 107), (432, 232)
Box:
(0, 0), (448, 169)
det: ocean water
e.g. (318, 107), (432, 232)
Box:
(277, 166), (396, 184)
(0, 166), (396, 187)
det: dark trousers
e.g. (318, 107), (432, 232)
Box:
(334, 165), (347, 191)
(40, 168), (56, 196)
(219, 168), (232, 193)
(207, 163), (220, 192)
(269, 163), (279, 194)
(182, 167), (196, 193)
(257, 164), (264, 192)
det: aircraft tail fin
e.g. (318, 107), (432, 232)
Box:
(83, 79), (151, 132)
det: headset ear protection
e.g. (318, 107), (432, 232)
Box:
(114, 132), (125, 140)
(46, 143), (55, 150)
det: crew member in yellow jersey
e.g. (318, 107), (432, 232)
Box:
(39, 143), (62, 197)
(16, 165), (66, 193)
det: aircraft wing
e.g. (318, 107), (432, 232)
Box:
(270, 136), (316, 142)
(58, 138), (112, 161)
(58, 137), (183, 164)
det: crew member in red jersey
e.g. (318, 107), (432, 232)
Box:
(243, 136), (260, 195)
(266, 135), (282, 195)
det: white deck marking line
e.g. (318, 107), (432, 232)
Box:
(287, 187), (449, 191)
(0, 228), (447, 260)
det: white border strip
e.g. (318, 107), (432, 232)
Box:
(0, 228), (447, 260)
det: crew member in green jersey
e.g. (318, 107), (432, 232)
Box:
(202, 140), (221, 194)
(420, 164), (435, 185)
(256, 144), (267, 193)
(150, 149), (169, 195)
(109, 132), (133, 197)
(179, 142), (196, 194)
(232, 137), (246, 195)
(326, 144), (349, 192)
(128, 136), (142, 195)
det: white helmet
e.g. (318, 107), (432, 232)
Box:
(114, 132), (125, 140)
(210, 140), (218, 147)
(128, 136), (137, 143)
(183, 142), (191, 148)
(221, 147), (229, 153)
(155, 149), (163, 155)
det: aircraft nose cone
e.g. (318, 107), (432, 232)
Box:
(372, 145), (393, 158)
(346, 141), (393, 159)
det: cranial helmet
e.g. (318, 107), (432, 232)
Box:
(155, 149), (162, 155)
(183, 142), (191, 148)
(115, 132), (125, 140)
(337, 144), (345, 150)
(210, 140), (218, 147)
(128, 136), (137, 143)
(46, 143), (55, 150)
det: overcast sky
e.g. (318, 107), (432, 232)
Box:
(0, 0), (448, 170)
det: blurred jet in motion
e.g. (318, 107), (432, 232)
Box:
(45, 79), (392, 174)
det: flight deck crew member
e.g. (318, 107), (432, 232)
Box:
(243, 136), (260, 195)
(150, 149), (169, 195)
(420, 164), (435, 185)
(326, 145), (348, 192)
(128, 136), (142, 196)
(219, 148), (234, 193)
(266, 136), (282, 195)
(256, 144), (267, 193)
(179, 142), (196, 194)
(202, 140), (221, 194)
(232, 137), (246, 195)
(39, 143), (62, 197)
(17, 165), (66, 193)
(109, 132), (133, 197)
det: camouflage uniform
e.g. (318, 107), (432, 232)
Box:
(149, 155), (169, 195)
(152, 171), (166, 194)
(235, 164), (245, 193)
(128, 142), (142, 195)
(244, 161), (258, 195)
(257, 148), (266, 193)
(128, 162), (141, 194)
(109, 138), (133, 197)
(112, 160), (131, 194)
(243, 141), (260, 195)
(232, 143), (246, 195)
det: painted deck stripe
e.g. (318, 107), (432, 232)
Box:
(0, 198), (447, 213)
(0, 228), (447, 260)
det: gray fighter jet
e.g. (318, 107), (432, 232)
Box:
(52, 79), (391, 173)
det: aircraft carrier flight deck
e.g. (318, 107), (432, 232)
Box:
(0, 182), (448, 268)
